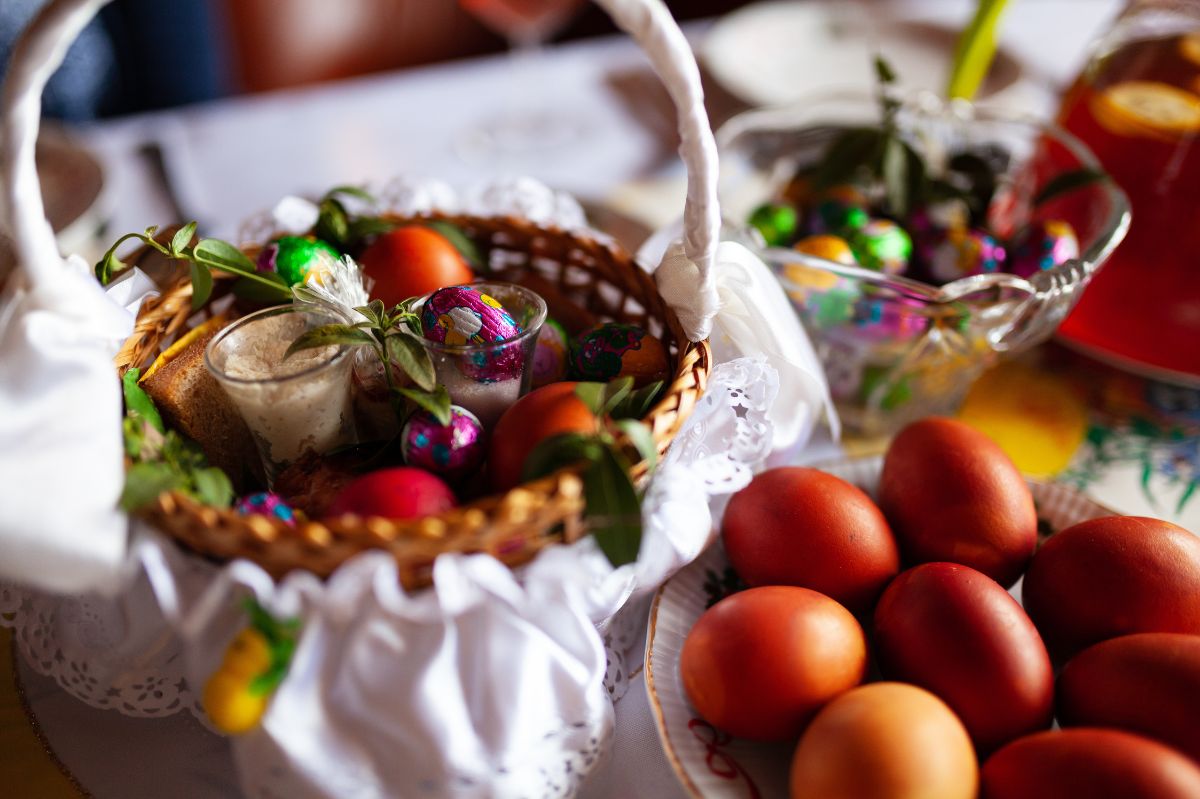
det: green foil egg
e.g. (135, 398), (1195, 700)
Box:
(257, 236), (341, 286)
(850, 219), (913, 275)
(748, 203), (799, 247)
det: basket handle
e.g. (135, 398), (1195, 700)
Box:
(1, 0), (720, 338)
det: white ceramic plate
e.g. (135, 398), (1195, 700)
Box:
(645, 456), (1115, 799)
(700, 1), (1022, 108)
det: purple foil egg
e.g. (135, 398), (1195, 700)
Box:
(927, 228), (1006, 284)
(421, 285), (525, 382)
(1009, 220), (1080, 279)
(235, 492), (296, 526)
(401, 406), (485, 481)
(532, 318), (569, 388)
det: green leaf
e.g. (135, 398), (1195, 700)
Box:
(232, 273), (291, 304)
(122, 368), (164, 434)
(193, 238), (258, 274)
(882, 136), (910, 218)
(284, 324), (374, 360)
(348, 217), (398, 243)
(396, 385), (452, 426)
(315, 198), (350, 250)
(170, 222), (198, 257)
(573, 382), (606, 416)
(610, 381), (664, 420)
(192, 467), (234, 508)
(1033, 167), (1109, 207)
(615, 419), (658, 469)
(947, 0), (1011, 100)
(600, 377), (635, 417)
(354, 300), (387, 328)
(385, 332), (437, 392)
(874, 54), (898, 85)
(119, 462), (183, 511)
(324, 185), (375, 203)
(189, 261), (214, 311)
(583, 447), (643, 567)
(813, 128), (883, 189)
(423, 220), (483, 269)
(522, 433), (604, 482)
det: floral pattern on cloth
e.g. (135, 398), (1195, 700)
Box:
(957, 348), (1200, 529)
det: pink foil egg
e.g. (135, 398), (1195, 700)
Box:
(401, 406), (486, 481)
(421, 285), (525, 382)
(1009, 220), (1080, 279)
(235, 492), (296, 526)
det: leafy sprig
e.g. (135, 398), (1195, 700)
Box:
(95, 224), (291, 310)
(284, 297), (451, 426)
(522, 377), (663, 567)
(243, 598), (301, 697)
(119, 368), (234, 511)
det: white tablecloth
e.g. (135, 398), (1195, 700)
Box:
(22, 2), (1122, 795)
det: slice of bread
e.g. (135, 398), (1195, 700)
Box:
(140, 317), (264, 490)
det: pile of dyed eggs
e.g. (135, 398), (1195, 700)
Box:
(749, 154), (1081, 333)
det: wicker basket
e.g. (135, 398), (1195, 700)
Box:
(6, 0), (721, 589)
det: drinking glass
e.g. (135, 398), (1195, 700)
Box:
(205, 305), (358, 484)
(417, 282), (548, 428)
(1055, 0), (1200, 385)
(457, 0), (587, 158)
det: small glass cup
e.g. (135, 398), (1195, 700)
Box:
(417, 282), (547, 428)
(205, 305), (357, 484)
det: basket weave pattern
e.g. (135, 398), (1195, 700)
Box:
(116, 215), (711, 586)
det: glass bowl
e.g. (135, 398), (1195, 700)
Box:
(718, 92), (1131, 435)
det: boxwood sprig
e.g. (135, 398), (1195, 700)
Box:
(284, 297), (451, 426)
(95, 222), (292, 310)
(522, 377), (664, 568)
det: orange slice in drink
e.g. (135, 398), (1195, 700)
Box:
(1091, 80), (1200, 142)
(1181, 31), (1200, 68)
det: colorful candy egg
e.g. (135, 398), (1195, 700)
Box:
(926, 228), (1006, 284)
(849, 295), (928, 342)
(570, 323), (670, 387)
(850, 219), (913, 275)
(532, 318), (569, 388)
(808, 185), (870, 237)
(748, 203), (799, 247)
(1009, 220), (1080, 278)
(401, 406), (485, 481)
(784, 235), (861, 327)
(235, 492), (296, 526)
(256, 236), (340, 286)
(421, 285), (524, 382)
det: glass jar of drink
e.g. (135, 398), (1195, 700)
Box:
(1056, 0), (1200, 384)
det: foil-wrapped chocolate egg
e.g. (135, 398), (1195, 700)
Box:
(235, 492), (296, 526)
(748, 203), (799, 247)
(926, 228), (1006, 284)
(850, 219), (913, 275)
(784, 235), (861, 327)
(421, 285), (525, 382)
(401, 406), (485, 481)
(571, 323), (669, 388)
(849, 295), (929, 342)
(421, 285), (521, 346)
(257, 236), (340, 286)
(808, 185), (870, 237)
(1009, 220), (1080, 278)
(532, 318), (569, 388)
